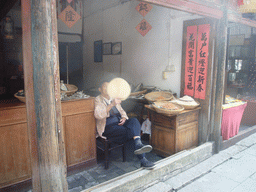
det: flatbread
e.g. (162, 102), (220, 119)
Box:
(107, 78), (131, 100)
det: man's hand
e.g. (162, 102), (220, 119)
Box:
(111, 98), (122, 106)
(118, 117), (126, 126)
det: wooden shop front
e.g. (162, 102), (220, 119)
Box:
(0, 98), (96, 188)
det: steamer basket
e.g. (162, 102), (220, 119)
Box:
(145, 91), (174, 102)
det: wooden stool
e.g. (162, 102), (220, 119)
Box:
(96, 137), (126, 169)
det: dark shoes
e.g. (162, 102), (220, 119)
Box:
(134, 138), (152, 155)
(134, 144), (152, 155)
(141, 157), (155, 170)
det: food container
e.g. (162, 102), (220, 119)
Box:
(152, 101), (184, 115)
(145, 91), (174, 102)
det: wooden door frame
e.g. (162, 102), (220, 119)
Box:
(180, 18), (217, 145)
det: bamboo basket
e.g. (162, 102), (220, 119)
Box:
(14, 93), (26, 103)
(130, 89), (147, 96)
(145, 91), (174, 102)
(171, 99), (200, 110)
(61, 84), (78, 96)
(152, 101), (184, 115)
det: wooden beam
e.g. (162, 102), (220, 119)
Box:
(141, 0), (223, 19)
(21, 0), (68, 191)
(213, 5), (228, 153)
(228, 12), (256, 28)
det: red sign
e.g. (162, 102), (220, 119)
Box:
(184, 25), (197, 96)
(194, 24), (210, 100)
(136, 2), (153, 17)
(135, 19), (152, 37)
(58, 5), (81, 28)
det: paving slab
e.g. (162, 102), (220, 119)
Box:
(250, 172), (256, 180)
(236, 134), (256, 147)
(142, 182), (172, 192)
(177, 171), (239, 192)
(231, 178), (256, 192)
(211, 153), (256, 183)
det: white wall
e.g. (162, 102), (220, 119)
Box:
(83, 0), (200, 97)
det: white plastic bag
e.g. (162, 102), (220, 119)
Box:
(141, 118), (151, 135)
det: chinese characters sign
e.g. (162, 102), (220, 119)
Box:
(136, 19), (152, 37)
(195, 24), (210, 99)
(184, 24), (210, 100)
(135, 2), (153, 37)
(58, 5), (81, 28)
(136, 2), (153, 17)
(184, 25), (197, 96)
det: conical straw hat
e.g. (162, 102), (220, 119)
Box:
(107, 78), (131, 101)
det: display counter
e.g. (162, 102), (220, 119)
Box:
(221, 96), (247, 140)
(146, 105), (200, 157)
(0, 98), (96, 188)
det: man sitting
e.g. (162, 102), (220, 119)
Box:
(94, 82), (155, 169)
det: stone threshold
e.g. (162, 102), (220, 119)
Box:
(83, 142), (214, 192)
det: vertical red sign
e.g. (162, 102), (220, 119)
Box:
(194, 24), (210, 100)
(184, 25), (197, 96)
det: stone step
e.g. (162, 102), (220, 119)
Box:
(83, 142), (214, 192)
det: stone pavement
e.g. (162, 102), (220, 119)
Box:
(139, 130), (256, 192)
(67, 138), (164, 192)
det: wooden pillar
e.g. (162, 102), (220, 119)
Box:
(21, 0), (68, 191)
(212, 3), (228, 153)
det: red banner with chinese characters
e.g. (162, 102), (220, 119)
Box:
(184, 25), (197, 96)
(194, 24), (210, 100)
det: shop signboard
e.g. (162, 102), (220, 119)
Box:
(184, 24), (210, 100)
(194, 24), (210, 100)
(184, 25), (197, 96)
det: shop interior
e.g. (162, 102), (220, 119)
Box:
(223, 22), (256, 148)
(1, 0), (256, 191)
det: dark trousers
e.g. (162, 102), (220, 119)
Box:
(103, 117), (141, 144)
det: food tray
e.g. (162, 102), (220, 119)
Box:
(130, 89), (147, 96)
(152, 101), (184, 115)
(145, 91), (174, 102)
(171, 99), (200, 110)
(61, 84), (78, 96)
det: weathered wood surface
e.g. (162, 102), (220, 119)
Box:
(181, 18), (216, 145)
(213, 7), (228, 153)
(0, 98), (96, 189)
(141, 0), (223, 19)
(146, 105), (200, 157)
(21, 0), (67, 191)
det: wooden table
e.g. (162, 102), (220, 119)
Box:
(146, 105), (200, 157)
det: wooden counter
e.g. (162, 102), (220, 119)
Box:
(0, 98), (96, 188)
(146, 105), (200, 157)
